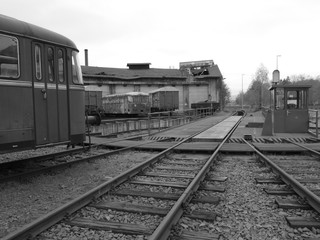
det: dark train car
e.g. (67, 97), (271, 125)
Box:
(149, 86), (179, 112)
(0, 14), (85, 151)
(85, 89), (104, 116)
(102, 92), (150, 116)
(191, 101), (220, 111)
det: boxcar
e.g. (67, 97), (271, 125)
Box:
(149, 86), (179, 112)
(0, 15), (85, 151)
(191, 101), (220, 111)
(102, 92), (150, 116)
(85, 90), (104, 116)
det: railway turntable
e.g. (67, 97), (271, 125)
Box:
(192, 116), (242, 141)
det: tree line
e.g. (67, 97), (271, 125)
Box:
(230, 64), (320, 109)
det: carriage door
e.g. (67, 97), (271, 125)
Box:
(32, 43), (69, 145)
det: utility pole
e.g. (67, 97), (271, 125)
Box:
(276, 55), (281, 70)
(241, 74), (245, 109)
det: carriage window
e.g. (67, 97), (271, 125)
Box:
(72, 51), (83, 84)
(35, 45), (42, 80)
(58, 49), (64, 83)
(0, 34), (19, 78)
(47, 47), (54, 82)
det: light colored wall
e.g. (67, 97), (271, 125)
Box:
(189, 85), (208, 105)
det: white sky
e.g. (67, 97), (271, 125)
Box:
(3, 0), (320, 97)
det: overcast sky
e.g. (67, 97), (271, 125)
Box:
(3, 0), (320, 96)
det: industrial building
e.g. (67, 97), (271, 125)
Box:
(82, 59), (223, 110)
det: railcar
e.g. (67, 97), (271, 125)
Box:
(102, 92), (150, 116)
(84, 89), (104, 124)
(149, 86), (179, 112)
(0, 15), (85, 151)
(85, 90), (104, 115)
(191, 101), (220, 112)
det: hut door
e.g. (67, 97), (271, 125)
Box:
(284, 90), (309, 133)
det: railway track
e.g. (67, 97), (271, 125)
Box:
(0, 138), (172, 183)
(245, 139), (320, 230)
(4, 112), (320, 239)
(2, 115), (242, 240)
(0, 146), (91, 182)
(0, 114), (235, 182)
(0, 129), (174, 183)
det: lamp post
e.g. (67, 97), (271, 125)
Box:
(241, 74), (245, 109)
(276, 55), (281, 70)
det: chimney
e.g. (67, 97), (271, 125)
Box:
(84, 49), (88, 66)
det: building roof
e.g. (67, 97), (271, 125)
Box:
(194, 65), (222, 79)
(81, 64), (223, 80)
(269, 83), (312, 91)
(82, 65), (186, 80)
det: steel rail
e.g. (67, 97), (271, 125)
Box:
(282, 138), (320, 157)
(2, 116), (223, 240)
(0, 136), (182, 183)
(149, 115), (244, 240)
(1, 114), (233, 183)
(0, 146), (89, 169)
(243, 139), (320, 214)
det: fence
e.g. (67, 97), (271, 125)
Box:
(309, 109), (319, 138)
(89, 108), (215, 137)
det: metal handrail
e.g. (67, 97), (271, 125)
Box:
(309, 109), (319, 138)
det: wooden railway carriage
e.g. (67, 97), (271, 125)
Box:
(102, 92), (150, 116)
(0, 15), (85, 151)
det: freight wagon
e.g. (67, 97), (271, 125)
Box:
(149, 86), (179, 112)
(102, 92), (150, 116)
(85, 90), (104, 116)
(191, 101), (220, 112)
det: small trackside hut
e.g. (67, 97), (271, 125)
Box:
(262, 82), (311, 136)
(0, 15), (85, 151)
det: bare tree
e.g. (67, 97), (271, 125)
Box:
(236, 64), (271, 109)
(221, 78), (231, 109)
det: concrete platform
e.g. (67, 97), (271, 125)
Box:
(231, 111), (264, 138)
(92, 138), (320, 153)
(85, 111), (318, 153)
(150, 114), (230, 139)
(193, 116), (242, 141)
(231, 111), (313, 139)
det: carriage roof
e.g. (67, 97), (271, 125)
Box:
(148, 86), (179, 93)
(103, 92), (149, 98)
(0, 14), (77, 49)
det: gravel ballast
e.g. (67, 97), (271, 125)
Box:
(3, 148), (320, 239)
(0, 149), (155, 238)
(171, 154), (320, 239)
